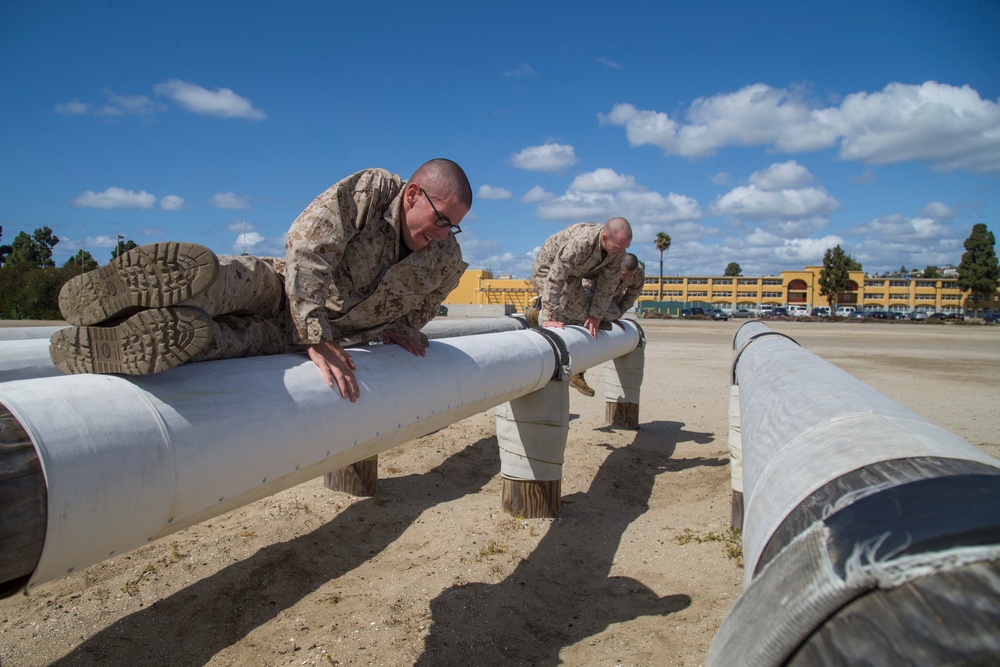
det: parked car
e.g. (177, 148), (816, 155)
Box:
(848, 310), (867, 319)
(757, 306), (774, 318)
(983, 314), (1000, 324)
(788, 305), (810, 317)
(772, 307), (790, 317)
(888, 311), (906, 320)
(437, 305), (448, 316)
(834, 306), (856, 317)
(927, 313), (946, 321)
(679, 307), (706, 318)
(865, 310), (889, 319)
(909, 311), (928, 321)
(811, 306), (831, 317)
(944, 312), (965, 321)
(708, 308), (729, 321)
(732, 308), (754, 319)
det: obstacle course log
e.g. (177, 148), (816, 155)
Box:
(707, 322), (1000, 666)
(0, 321), (641, 595)
(325, 455), (378, 497)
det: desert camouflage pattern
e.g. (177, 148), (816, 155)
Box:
(284, 168), (466, 347)
(532, 223), (623, 324)
(182, 255), (296, 361)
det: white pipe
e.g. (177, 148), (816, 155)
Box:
(707, 321), (1000, 666)
(0, 319), (531, 384)
(0, 321), (641, 592)
(0, 339), (63, 381)
(0, 326), (66, 341)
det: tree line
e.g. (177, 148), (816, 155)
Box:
(0, 226), (136, 319)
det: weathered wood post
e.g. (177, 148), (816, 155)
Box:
(496, 378), (569, 518)
(727, 384), (743, 530)
(603, 334), (644, 428)
(324, 455), (378, 497)
(0, 404), (47, 598)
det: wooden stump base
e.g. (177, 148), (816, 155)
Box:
(0, 404), (47, 598)
(502, 477), (561, 518)
(731, 491), (744, 531)
(324, 455), (378, 497)
(605, 401), (639, 429)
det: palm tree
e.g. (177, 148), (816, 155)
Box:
(655, 232), (672, 303)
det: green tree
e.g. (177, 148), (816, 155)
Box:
(922, 265), (941, 279)
(956, 223), (1000, 316)
(0, 226), (12, 266)
(654, 232), (671, 302)
(818, 245), (856, 310)
(64, 250), (98, 273)
(5, 227), (60, 268)
(724, 262), (742, 277)
(111, 238), (138, 260)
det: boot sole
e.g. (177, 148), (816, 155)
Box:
(59, 242), (219, 326)
(49, 307), (213, 376)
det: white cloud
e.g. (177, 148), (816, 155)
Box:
(600, 81), (1000, 172)
(919, 201), (955, 219)
(521, 186), (553, 203)
(712, 185), (839, 221)
(595, 57), (621, 70)
(536, 167), (701, 224)
(211, 192), (251, 209)
(852, 214), (950, 242)
(748, 161), (813, 190)
(502, 63), (539, 78)
(159, 195), (184, 210)
(709, 172), (731, 186)
(226, 220), (255, 232)
(478, 185), (513, 200)
(54, 99), (89, 116)
(510, 143), (578, 172)
(72, 187), (156, 209)
(100, 91), (156, 116)
(153, 79), (267, 120)
(234, 231), (265, 252)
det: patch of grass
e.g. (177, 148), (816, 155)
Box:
(676, 527), (743, 567)
(121, 562), (158, 596)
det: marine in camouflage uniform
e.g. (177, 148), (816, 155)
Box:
(584, 252), (645, 320)
(530, 218), (632, 395)
(50, 160), (472, 397)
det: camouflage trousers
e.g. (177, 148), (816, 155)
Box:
(534, 279), (594, 325)
(183, 255), (299, 363)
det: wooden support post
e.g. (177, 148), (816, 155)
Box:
(0, 404), (47, 598)
(324, 455), (378, 497)
(502, 478), (561, 517)
(728, 385), (744, 531)
(603, 341), (644, 429)
(497, 379), (569, 519)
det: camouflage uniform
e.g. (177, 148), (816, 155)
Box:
(532, 223), (624, 324)
(586, 263), (645, 320)
(284, 168), (467, 350)
(184, 255), (294, 362)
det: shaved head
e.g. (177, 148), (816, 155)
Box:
(604, 217), (632, 245)
(622, 253), (639, 271)
(410, 158), (473, 209)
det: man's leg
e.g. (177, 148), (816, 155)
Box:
(570, 371), (595, 397)
(189, 311), (296, 363)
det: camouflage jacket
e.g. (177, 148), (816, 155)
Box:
(532, 222), (623, 323)
(604, 263), (645, 320)
(284, 168), (467, 347)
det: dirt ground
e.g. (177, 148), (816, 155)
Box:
(1, 319), (998, 666)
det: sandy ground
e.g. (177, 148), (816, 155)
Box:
(1, 319), (998, 666)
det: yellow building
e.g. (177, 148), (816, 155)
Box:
(444, 267), (999, 315)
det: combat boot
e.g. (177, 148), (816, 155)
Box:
(58, 242), (220, 326)
(570, 371), (595, 397)
(49, 306), (213, 376)
(526, 307), (540, 328)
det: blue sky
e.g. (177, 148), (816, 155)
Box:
(2, 0), (998, 279)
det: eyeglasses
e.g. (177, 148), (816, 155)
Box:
(422, 187), (461, 235)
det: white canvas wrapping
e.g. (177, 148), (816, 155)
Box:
(727, 384), (743, 493)
(496, 380), (569, 481)
(602, 342), (644, 404)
